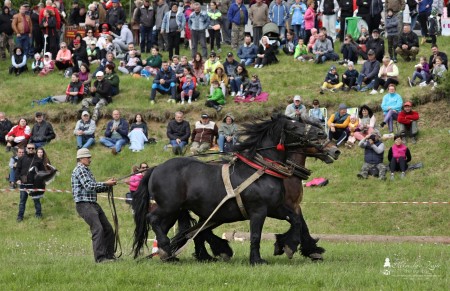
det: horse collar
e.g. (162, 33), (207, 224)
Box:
(234, 153), (291, 179)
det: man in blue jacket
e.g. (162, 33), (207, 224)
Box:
(228, 0), (248, 49)
(100, 110), (129, 155)
(188, 2), (210, 59)
(237, 35), (258, 66)
(150, 61), (177, 104)
(269, 0), (289, 42)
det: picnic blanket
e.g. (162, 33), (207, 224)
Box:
(234, 92), (269, 103)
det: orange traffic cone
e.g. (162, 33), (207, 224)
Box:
(151, 239), (158, 256)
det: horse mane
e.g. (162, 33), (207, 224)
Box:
(233, 113), (287, 158)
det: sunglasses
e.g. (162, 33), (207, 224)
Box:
(27, 147), (35, 150)
(141, 167), (148, 169)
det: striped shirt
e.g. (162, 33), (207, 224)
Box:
(71, 163), (109, 203)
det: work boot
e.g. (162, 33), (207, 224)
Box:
(357, 173), (367, 179)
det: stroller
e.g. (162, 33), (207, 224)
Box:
(262, 22), (280, 49)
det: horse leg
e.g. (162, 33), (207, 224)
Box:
(149, 212), (179, 261)
(249, 210), (268, 265)
(270, 206), (303, 259)
(193, 230), (217, 262)
(298, 210), (325, 261)
(203, 228), (233, 261)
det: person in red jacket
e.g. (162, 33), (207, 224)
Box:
(397, 101), (419, 144)
(5, 118), (31, 151)
(39, 0), (61, 31)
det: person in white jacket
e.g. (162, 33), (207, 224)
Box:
(111, 21), (134, 55)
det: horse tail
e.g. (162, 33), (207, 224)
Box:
(131, 166), (155, 259)
(170, 210), (197, 253)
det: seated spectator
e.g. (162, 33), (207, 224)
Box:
(229, 64), (249, 97)
(128, 114), (148, 152)
(342, 61), (359, 91)
(190, 113), (218, 155)
(282, 30), (297, 55)
(320, 65), (343, 94)
(319, 27), (334, 49)
(9, 47), (28, 76)
(395, 24), (420, 62)
(380, 84), (403, 133)
(361, 29), (384, 62)
(29, 112), (56, 149)
(426, 56), (447, 89)
(99, 34), (115, 60)
(397, 101), (419, 144)
(203, 51), (221, 84)
(218, 113), (238, 153)
(339, 34), (358, 64)
(95, 52), (115, 76)
(309, 99), (324, 122)
(429, 44), (448, 70)
(191, 53), (205, 84)
(100, 110), (129, 155)
(327, 103), (350, 146)
(66, 73), (85, 104)
(254, 36), (278, 68)
(6, 118), (31, 150)
(141, 47), (162, 77)
(355, 49), (380, 92)
(307, 28), (318, 53)
(371, 56), (399, 95)
(150, 61), (177, 104)
(388, 134), (412, 180)
(294, 38), (312, 61)
(177, 67), (199, 102)
(210, 64), (228, 97)
(8, 147), (24, 189)
(82, 71), (112, 121)
(354, 105), (376, 141)
(357, 130), (387, 180)
(38, 52), (55, 76)
(408, 56), (430, 87)
(104, 64), (120, 96)
(74, 111), (96, 149)
(205, 80), (224, 112)
(0, 112), (13, 145)
(223, 52), (240, 79)
(240, 74), (262, 101)
(31, 53), (44, 74)
(312, 32), (338, 64)
(55, 42), (73, 71)
(237, 35), (257, 66)
(166, 111), (191, 155)
(285, 95), (306, 120)
(111, 21), (133, 56)
(83, 29), (98, 47)
(69, 35), (87, 56)
(79, 63), (92, 95)
(180, 75), (195, 104)
(173, 55), (192, 80)
(87, 41), (101, 64)
(345, 114), (359, 148)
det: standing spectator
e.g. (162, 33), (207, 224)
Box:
(285, 95), (306, 120)
(342, 61), (359, 91)
(9, 46), (28, 75)
(237, 35), (258, 66)
(357, 131), (387, 180)
(385, 0), (405, 35)
(71, 148), (118, 263)
(12, 5), (33, 58)
(385, 8), (400, 63)
(407, 0), (419, 31)
(0, 112), (13, 145)
(290, 0), (306, 41)
(85, 3), (100, 31)
(249, 0), (269, 47)
(269, 0), (289, 42)
(128, 113), (148, 152)
(318, 0), (339, 41)
(217, 0), (231, 45)
(428, 44), (448, 69)
(355, 49), (380, 92)
(395, 24), (420, 62)
(207, 2), (222, 53)
(397, 101), (419, 143)
(69, 1), (86, 26)
(4, 0), (16, 15)
(106, 0), (126, 34)
(312, 32), (337, 64)
(182, 0), (193, 49)
(417, 0), (433, 45)
(303, 0), (315, 43)
(388, 135), (412, 180)
(5, 118), (31, 150)
(74, 111), (96, 149)
(15, 143), (45, 222)
(338, 0), (355, 42)
(100, 110), (129, 155)
(40, 9), (58, 61)
(161, 2), (185, 60)
(190, 113), (218, 154)
(356, 0), (383, 33)
(133, 0), (155, 53)
(327, 103), (350, 146)
(38, 0), (61, 32)
(8, 147), (24, 189)
(380, 84), (403, 133)
(425, 9), (439, 45)
(0, 6), (14, 60)
(82, 71), (112, 121)
(371, 56), (399, 95)
(218, 113), (238, 153)
(228, 0), (248, 49)
(188, 2), (210, 59)
(30, 5), (43, 57)
(155, 0), (169, 51)
(111, 21), (133, 56)
(167, 111), (191, 155)
(29, 112), (56, 149)
(150, 61), (177, 104)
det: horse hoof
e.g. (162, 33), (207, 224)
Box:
(273, 243), (284, 256)
(309, 253), (323, 261)
(283, 246), (294, 259)
(158, 249), (170, 260)
(251, 259), (268, 266)
(220, 253), (231, 262)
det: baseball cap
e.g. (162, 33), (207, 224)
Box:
(372, 29), (379, 33)
(82, 111), (90, 116)
(338, 103), (347, 110)
(210, 51), (216, 57)
(367, 49), (375, 55)
(35, 112), (43, 117)
(227, 52), (233, 57)
(96, 71), (104, 77)
(73, 39), (80, 45)
(404, 101), (412, 107)
(201, 113), (209, 118)
(293, 95), (301, 101)
(91, 41), (96, 45)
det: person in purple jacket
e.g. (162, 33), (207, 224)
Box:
(408, 56), (430, 86)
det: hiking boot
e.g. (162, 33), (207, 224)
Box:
(216, 105), (222, 112)
(357, 173), (367, 179)
(408, 77), (414, 87)
(319, 89), (324, 95)
(111, 148), (117, 155)
(380, 122), (386, 128)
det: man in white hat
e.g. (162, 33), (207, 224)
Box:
(284, 95), (306, 120)
(74, 111), (96, 149)
(81, 71), (112, 121)
(71, 148), (117, 263)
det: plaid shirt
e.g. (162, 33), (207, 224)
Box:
(71, 163), (109, 203)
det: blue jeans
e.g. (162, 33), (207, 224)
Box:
(410, 14), (418, 32)
(218, 135), (235, 152)
(99, 137), (127, 153)
(16, 34), (31, 57)
(150, 82), (176, 100)
(292, 24), (302, 40)
(33, 141), (47, 149)
(9, 168), (15, 183)
(278, 26), (286, 40)
(140, 26), (153, 53)
(240, 58), (254, 66)
(18, 183), (42, 219)
(383, 110), (399, 133)
(77, 135), (95, 149)
(170, 139), (187, 151)
(230, 78), (243, 93)
(411, 71), (427, 82)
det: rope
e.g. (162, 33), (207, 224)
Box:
(107, 187), (122, 258)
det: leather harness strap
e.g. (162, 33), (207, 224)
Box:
(222, 164), (265, 219)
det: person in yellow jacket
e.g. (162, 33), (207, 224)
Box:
(203, 51), (221, 84)
(209, 63), (228, 96)
(327, 103), (350, 146)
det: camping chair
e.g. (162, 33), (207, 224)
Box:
(347, 107), (358, 117)
(345, 17), (368, 40)
(309, 107), (328, 133)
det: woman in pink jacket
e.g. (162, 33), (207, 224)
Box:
(125, 163), (149, 204)
(303, 0), (316, 44)
(388, 135), (412, 180)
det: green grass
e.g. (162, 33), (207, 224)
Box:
(0, 37), (449, 289)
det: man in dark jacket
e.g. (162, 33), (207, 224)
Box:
(395, 24), (419, 61)
(429, 44), (448, 69)
(167, 111), (191, 155)
(81, 71), (112, 121)
(223, 52), (240, 77)
(134, 0), (155, 53)
(71, 39), (89, 72)
(355, 49), (380, 91)
(69, 2), (86, 26)
(338, 0), (354, 42)
(15, 143), (45, 221)
(30, 112), (56, 148)
(357, 130), (387, 180)
(362, 29), (384, 62)
(0, 6), (15, 59)
(99, 109), (129, 155)
(106, 0), (126, 33)
(150, 61), (176, 104)
(0, 112), (13, 144)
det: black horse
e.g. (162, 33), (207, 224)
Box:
(132, 114), (338, 265)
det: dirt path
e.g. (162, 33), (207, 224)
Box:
(222, 232), (450, 244)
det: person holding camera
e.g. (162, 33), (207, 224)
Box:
(357, 130), (387, 180)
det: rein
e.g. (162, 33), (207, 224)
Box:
(107, 186), (122, 258)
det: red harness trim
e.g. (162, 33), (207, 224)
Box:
(234, 153), (288, 179)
